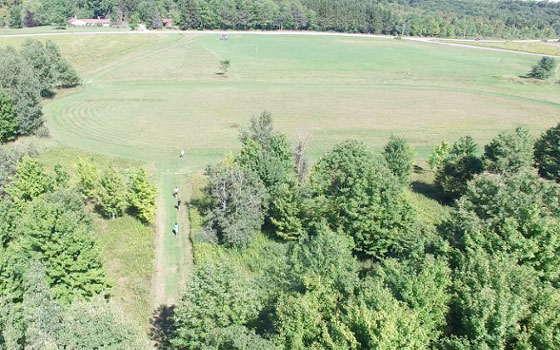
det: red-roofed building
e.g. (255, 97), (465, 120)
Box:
(67, 17), (111, 27)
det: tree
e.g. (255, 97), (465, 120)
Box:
(8, 6), (22, 28)
(172, 260), (261, 350)
(534, 122), (560, 182)
(237, 112), (304, 240)
(528, 56), (556, 80)
(435, 136), (483, 199)
(310, 140), (416, 259)
(7, 156), (54, 204)
(383, 135), (416, 186)
(204, 163), (268, 247)
(59, 296), (150, 350)
(128, 168), (157, 224)
(0, 47), (44, 135)
(76, 158), (99, 201)
(16, 189), (109, 302)
(20, 39), (57, 97)
(447, 170), (560, 284)
(483, 126), (534, 173)
(429, 140), (450, 171)
(151, 7), (162, 29)
(23, 11), (35, 27)
(0, 89), (18, 143)
(445, 251), (536, 350)
(97, 169), (128, 219)
(44, 40), (81, 88)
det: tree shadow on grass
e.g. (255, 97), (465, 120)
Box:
(150, 304), (176, 350)
(410, 165), (452, 205)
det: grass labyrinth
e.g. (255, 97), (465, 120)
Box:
(24, 33), (557, 165)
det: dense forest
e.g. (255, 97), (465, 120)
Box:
(1, 0), (560, 38)
(157, 113), (560, 350)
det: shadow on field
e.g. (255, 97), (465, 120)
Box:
(150, 304), (176, 349)
(411, 181), (442, 202)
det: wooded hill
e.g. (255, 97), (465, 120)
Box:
(1, 0), (559, 38)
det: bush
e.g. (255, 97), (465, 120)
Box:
(528, 56), (556, 80)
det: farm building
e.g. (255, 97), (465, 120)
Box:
(67, 17), (111, 27)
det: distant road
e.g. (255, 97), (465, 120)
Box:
(0, 29), (558, 57)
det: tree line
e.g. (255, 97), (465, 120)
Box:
(2, 0), (560, 38)
(163, 112), (560, 350)
(0, 147), (156, 349)
(0, 39), (80, 143)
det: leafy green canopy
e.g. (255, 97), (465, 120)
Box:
(0, 90), (18, 144)
(203, 163), (268, 247)
(311, 140), (416, 259)
(435, 136), (483, 199)
(448, 170), (560, 284)
(237, 112), (306, 241)
(535, 122), (560, 182)
(483, 126), (534, 174)
(383, 135), (416, 186)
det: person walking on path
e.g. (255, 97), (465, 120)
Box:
(177, 199), (181, 210)
(180, 149), (184, 158)
(173, 186), (178, 198)
(173, 223), (179, 235)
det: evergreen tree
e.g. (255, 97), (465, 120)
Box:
(435, 136), (483, 199)
(383, 135), (416, 186)
(97, 169), (128, 219)
(0, 89), (18, 143)
(76, 158), (99, 202)
(534, 122), (560, 182)
(483, 126), (534, 174)
(128, 168), (157, 224)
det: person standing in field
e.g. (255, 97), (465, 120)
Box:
(180, 149), (184, 158)
(174, 223), (179, 235)
(177, 199), (181, 210)
(173, 186), (178, 197)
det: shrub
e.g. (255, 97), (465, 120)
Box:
(528, 56), (556, 80)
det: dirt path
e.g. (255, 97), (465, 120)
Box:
(151, 167), (193, 307)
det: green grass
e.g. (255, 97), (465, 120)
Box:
(11, 33), (554, 167)
(0, 25), (132, 35)
(444, 40), (560, 57)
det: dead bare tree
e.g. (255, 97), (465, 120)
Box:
(294, 130), (309, 183)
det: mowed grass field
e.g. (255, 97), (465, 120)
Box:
(445, 39), (560, 58)
(1, 33), (558, 165)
